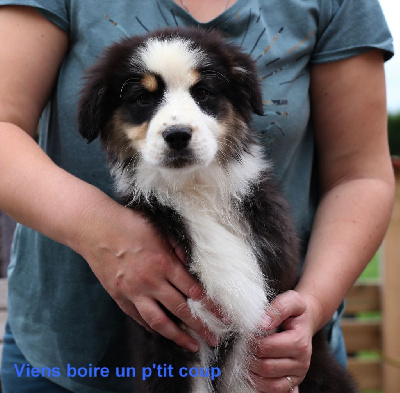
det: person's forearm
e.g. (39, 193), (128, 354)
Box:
(0, 121), (122, 253)
(0, 121), (212, 349)
(295, 175), (394, 333)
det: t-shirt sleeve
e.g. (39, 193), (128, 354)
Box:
(0, 0), (69, 32)
(312, 0), (394, 63)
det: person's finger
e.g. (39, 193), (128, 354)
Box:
(252, 328), (311, 358)
(134, 297), (200, 352)
(165, 260), (205, 300)
(165, 260), (228, 325)
(192, 295), (230, 324)
(157, 286), (219, 346)
(169, 238), (188, 265)
(117, 297), (153, 333)
(248, 355), (305, 379)
(263, 290), (307, 330)
(248, 371), (301, 393)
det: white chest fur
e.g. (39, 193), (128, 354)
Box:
(183, 198), (267, 334)
(178, 189), (268, 393)
(182, 196), (267, 393)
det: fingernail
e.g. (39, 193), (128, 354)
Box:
(260, 315), (272, 329)
(188, 285), (204, 300)
(186, 342), (199, 353)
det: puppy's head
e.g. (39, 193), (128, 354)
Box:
(78, 28), (263, 172)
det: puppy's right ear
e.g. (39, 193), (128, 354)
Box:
(78, 71), (108, 143)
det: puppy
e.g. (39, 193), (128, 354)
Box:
(78, 27), (358, 393)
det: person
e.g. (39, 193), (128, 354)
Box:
(0, 0), (394, 392)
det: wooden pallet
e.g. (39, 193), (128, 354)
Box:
(343, 282), (383, 390)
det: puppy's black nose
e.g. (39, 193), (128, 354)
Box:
(162, 126), (192, 150)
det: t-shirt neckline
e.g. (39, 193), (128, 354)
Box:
(160, 0), (249, 26)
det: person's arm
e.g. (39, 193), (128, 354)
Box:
(248, 49), (394, 393)
(297, 49), (394, 331)
(0, 6), (214, 352)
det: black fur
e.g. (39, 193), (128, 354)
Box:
(78, 27), (358, 392)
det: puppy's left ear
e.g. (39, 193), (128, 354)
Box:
(247, 75), (264, 116)
(78, 70), (109, 143)
(232, 53), (264, 116)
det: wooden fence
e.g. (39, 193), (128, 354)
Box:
(343, 282), (386, 391)
(343, 160), (400, 392)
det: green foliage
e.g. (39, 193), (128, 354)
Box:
(362, 391), (380, 393)
(388, 112), (400, 156)
(360, 252), (380, 280)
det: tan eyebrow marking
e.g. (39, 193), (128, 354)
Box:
(189, 69), (201, 86)
(141, 74), (158, 92)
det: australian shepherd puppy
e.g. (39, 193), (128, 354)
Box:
(78, 27), (358, 393)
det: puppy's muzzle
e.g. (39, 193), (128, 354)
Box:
(162, 126), (192, 151)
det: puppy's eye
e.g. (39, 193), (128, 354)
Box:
(137, 93), (153, 106)
(192, 87), (210, 101)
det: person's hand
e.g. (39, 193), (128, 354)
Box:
(76, 203), (218, 352)
(248, 290), (313, 393)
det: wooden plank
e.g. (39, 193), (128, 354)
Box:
(344, 282), (381, 315)
(0, 212), (16, 277)
(0, 310), (7, 340)
(0, 342), (3, 381)
(0, 309), (6, 367)
(0, 277), (7, 310)
(342, 320), (381, 353)
(348, 358), (382, 391)
(382, 160), (400, 392)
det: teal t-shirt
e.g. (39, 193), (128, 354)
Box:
(0, 0), (393, 392)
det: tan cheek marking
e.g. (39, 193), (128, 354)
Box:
(218, 102), (235, 139)
(216, 101), (248, 161)
(141, 74), (158, 92)
(124, 121), (149, 148)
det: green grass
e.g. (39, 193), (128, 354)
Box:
(359, 252), (380, 280)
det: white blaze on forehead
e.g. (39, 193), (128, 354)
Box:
(136, 37), (206, 87)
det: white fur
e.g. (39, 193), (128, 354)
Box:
(135, 37), (207, 87)
(113, 145), (272, 392)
